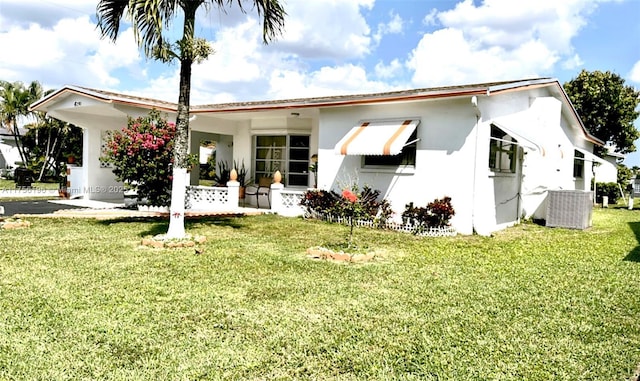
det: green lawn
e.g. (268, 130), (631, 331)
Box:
(1, 209), (639, 380)
(0, 178), (59, 190)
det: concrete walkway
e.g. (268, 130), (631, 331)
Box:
(14, 198), (265, 220)
(1, 189), (266, 220)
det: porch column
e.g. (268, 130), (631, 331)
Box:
(226, 180), (240, 209)
(270, 182), (284, 214)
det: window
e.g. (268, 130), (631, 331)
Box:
(254, 135), (310, 186)
(573, 150), (584, 178)
(363, 128), (418, 167)
(489, 125), (517, 173)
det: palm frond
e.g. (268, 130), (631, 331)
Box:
(96, 0), (129, 41)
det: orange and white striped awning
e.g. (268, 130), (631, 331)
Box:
(334, 119), (420, 155)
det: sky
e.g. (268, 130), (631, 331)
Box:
(1, 0), (639, 163)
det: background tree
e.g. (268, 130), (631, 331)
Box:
(22, 118), (83, 181)
(617, 163), (633, 186)
(0, 80), (45, 167)
(563, 70), (640, 155)
(96, 0), (286, 239)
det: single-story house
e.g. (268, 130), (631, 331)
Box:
(29, 77), (604, 235)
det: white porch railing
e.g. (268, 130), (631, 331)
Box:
(184, 180), (305, 217)
(185, 183), (238, 211)
(271, 187), (305, 216)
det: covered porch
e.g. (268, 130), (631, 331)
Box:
(29, 85), (318, 216)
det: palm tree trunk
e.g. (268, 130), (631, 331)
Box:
(166, 3), (201, 239)
(11, 118), (28, 167)
(37, 129), (58, 182)
(166, 36), (195, 238)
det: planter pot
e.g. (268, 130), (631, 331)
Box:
(239, 186), (246, 199)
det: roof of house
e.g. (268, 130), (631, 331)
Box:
(31, 77), (556, 112)
(29, 77), (603, 145)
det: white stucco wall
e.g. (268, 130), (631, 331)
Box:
(314, 89), (597, 236)
(0, 142), (21, 170)
(477, 92), (597, 227)
(318, 98), (478, 235)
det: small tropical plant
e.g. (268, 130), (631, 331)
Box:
(233, 159), (250, 186)
(213, 160), (231, 186)
(102, 109), (175, 206)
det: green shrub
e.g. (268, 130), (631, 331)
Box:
(595, 182), (620, 204)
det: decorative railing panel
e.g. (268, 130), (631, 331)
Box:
(186, 186), (229, 210)
(279, 189), (305, 216)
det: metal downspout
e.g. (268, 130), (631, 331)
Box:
(471, 96), (481, 234)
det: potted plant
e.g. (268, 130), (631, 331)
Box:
(233, 159), (250, 199)
(213, 160), (231, 186)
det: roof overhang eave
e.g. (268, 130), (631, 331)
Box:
(29, 85), (177, 114)
(191, 88), (489, 115)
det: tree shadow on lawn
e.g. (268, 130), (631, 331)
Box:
(96, 216), (247, 238)
(625, 221), (640, 262)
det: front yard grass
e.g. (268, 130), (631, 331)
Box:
(0, 178), (59, 191)
(1, 208), (639, 380)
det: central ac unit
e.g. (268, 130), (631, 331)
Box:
(545, 190), (593, 229)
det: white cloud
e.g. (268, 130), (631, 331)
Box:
(375, 59), (403, 79)
(0, 0), (97, 29)
(423, 9), (439, 27)
(630, 61), (640, 84)
(1, 0), (631, 107)
(0, 15), (143, 89)
(275, 0), (374, 59)
(194, 19), (264, 84)
(406, 0), (611, 87)
(562, 54), (584, 70)
(407, 28), (554, 86)
(373, 11), (404, 45)
(267, 64), (391, 100)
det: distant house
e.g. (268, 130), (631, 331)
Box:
(30, 77), (603, 235)
(0, 132), (23, 177)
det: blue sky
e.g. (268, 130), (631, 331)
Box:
(1, 0), (639, 164)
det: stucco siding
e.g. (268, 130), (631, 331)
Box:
(318, 98), (478, 235)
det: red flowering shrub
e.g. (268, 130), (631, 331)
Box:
(102, 109), (175, 206)
(402, 196), (455, 233)
(300, 186), (391, 222)
(301, 185), (393, 248)
(342, 189), (358, 203)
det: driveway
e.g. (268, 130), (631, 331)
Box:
(0, 200), (83, 216)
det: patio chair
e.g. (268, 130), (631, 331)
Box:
(245, 176), (272, 208)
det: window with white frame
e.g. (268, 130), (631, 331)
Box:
(254, 135), (310, 186)
(489, 125), (517, 173)
(363, 128), (418, 167)
(573, 150), (585, 178)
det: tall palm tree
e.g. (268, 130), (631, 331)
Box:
(96, 0), (286, 238)
(0, 80), (45, 168)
